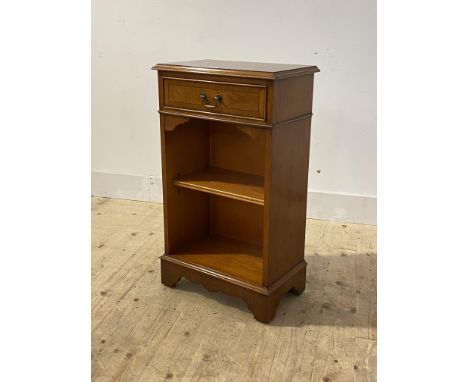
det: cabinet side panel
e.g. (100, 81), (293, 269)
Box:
(161, 115), (210, 252)
(264, 117), (311, 285)
(272, 74), (314, 124)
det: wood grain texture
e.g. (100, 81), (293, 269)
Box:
(152, 59), (320, 80)
(211, 196), (264, 247)
(157, 62), (319, 322)
(272, 74), (315, 124)
(173, 167), (264, 205)
(209, 122), (266, 176)
(170, 234), (263, 285)
(163, 76), (267, 121)
(92, 197), (377, 381)
(160, 115), (210, 253)
(263, 116), (312, 285)
(158, 70), (271, 127)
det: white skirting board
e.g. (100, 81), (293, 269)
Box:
(306, 191), (376, 225)
(91, 172), (163, 203)
(92, 172), (376, 225)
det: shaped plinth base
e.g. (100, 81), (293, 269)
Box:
(160, 255), (306, 323)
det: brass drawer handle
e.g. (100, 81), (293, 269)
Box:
(200, 90), (222, 108)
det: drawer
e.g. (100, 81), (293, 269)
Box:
(163, 77), (267, 121)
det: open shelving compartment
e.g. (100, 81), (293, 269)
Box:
(162, 115), (267, 287)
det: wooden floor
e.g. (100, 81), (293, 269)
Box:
(92, 197), (376, 382)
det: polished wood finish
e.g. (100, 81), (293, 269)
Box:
(272, 74), (315, 123)
(163, 77), (267, 121)
(160, 255), (306, 323)
(211, 196), (264, 246)
(169, 234), (263, 285)
(210, 122), (266, 175)
(153, 59), (319, 322)
(153, 59), (319, 80)
(173, 167), (264, 205)
(159, 71), (271, 127)
(263, 117), (312, 285)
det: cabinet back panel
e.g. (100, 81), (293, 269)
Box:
(211, 196), (263, 247)
(210, 123), (266, 177)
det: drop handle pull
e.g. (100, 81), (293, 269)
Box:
(200, 91), (222, 108)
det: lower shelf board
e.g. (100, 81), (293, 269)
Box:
(168, 235), (263, 286)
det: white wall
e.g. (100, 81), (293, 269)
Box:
(92, 0), (376, 224)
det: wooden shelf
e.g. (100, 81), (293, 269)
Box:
(170, 235), (263, 285)
(173, 167), (264, 205)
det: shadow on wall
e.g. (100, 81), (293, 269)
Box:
(173, 252), (377, 328)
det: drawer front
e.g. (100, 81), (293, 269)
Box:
(163, 77), (266, 121)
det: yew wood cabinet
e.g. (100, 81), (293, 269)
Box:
(152, 60), (319, 323)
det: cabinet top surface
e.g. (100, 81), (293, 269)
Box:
(152, 59), (319, 79)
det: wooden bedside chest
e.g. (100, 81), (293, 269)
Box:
(152, 59), (319, 323)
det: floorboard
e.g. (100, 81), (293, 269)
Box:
(91, 197), (377, 382)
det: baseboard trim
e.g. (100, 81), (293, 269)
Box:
(91, 172), (376, 225)
(307, 191), (376, 225)
(91, 172), (163, 203)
